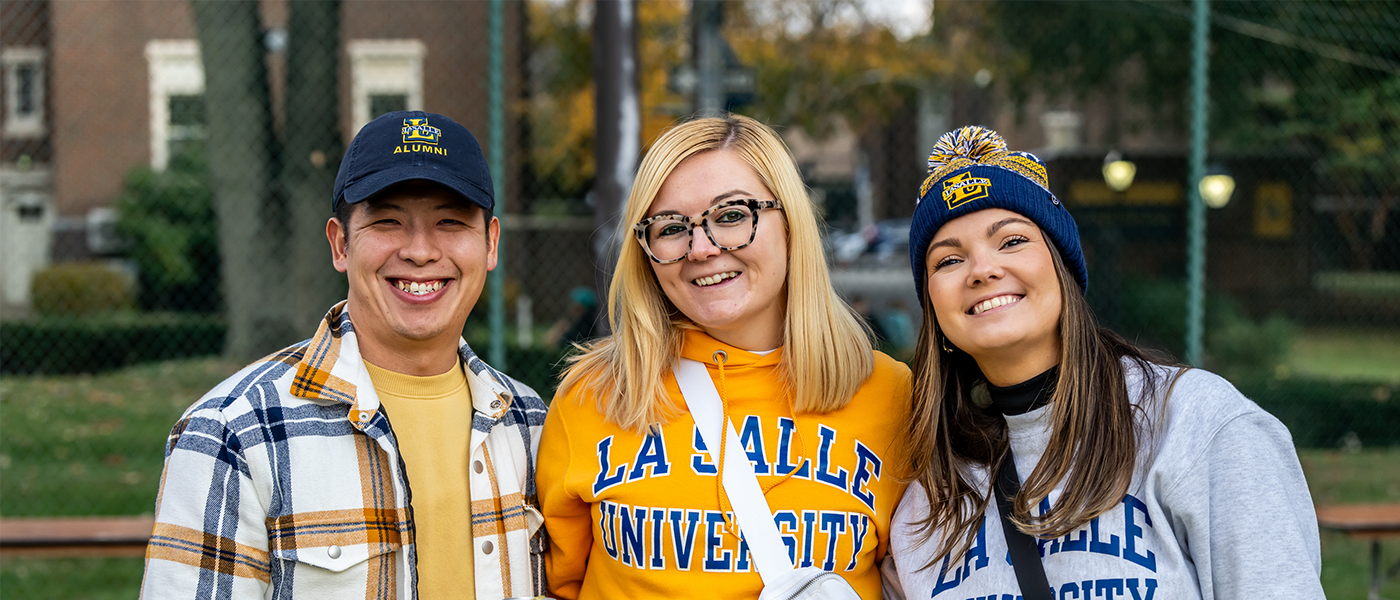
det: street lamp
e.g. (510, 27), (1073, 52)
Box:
(1102, 151), (1137, 193)
(1199, 170), (1235, 208)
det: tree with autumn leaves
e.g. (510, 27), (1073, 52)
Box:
(524, 0), (1395, 274)
(521, 0), (955, 218)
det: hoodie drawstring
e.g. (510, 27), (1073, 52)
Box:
(712, 350), (741, 536)
(712, 350), (809, 540)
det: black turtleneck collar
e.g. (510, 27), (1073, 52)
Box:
(986, 366), (1059, 416)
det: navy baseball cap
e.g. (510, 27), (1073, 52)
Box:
(332, 110), (494, 212)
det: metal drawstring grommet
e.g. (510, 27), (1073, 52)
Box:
(712, 350), (728, 364)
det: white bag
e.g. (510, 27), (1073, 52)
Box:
(757, 567), (862, 600)
(676, 359), (863, 600)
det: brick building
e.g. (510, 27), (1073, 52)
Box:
(1, 0), (53, 310)
(0, 0), (522, 312)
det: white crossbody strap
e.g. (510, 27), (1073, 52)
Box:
(675, 358), (797, 583)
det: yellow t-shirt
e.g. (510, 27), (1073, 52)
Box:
(365, 359), (475, 600)
(538, 330), (912, 600)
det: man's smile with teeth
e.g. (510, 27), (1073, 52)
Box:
(971, 294), (1020, 315)
(693, 271), (739, 287)
(394, 279), (446, 295)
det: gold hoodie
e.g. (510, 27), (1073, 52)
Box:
(539, 329), (912, 600)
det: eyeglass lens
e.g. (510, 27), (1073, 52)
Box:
(643, 204), (757, 262)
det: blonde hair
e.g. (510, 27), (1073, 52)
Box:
(558, 114), (874, 433)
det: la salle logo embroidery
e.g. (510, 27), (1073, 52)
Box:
(942, 172), (992, 209)
(394, 118), (448, 156)
(402, 119), (441, 144)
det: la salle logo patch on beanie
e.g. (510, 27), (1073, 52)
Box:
(941, 171), (992, 209)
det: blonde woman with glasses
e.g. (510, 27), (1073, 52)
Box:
(538, 114), (912, 599)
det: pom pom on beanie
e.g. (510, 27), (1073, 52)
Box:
(926, 124), (1007, 177)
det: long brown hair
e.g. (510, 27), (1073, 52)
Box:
(902, 239), (1179, 571)
(557, 114), (873, 434)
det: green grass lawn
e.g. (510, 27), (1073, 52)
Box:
(1, 358), (243, 516)
(2, 358), (1398, 597)
(1, 557), (146, 600)
(1, 358), (241, 600)
(1289, 327), (1400, 384)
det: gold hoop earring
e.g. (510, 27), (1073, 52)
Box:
(940, 335), (954, 354)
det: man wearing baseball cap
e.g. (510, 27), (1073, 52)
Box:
(142, 112), (547, 599)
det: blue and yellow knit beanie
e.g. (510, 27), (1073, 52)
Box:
(908, 126), (1088, 302)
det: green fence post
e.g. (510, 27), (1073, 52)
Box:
(1185, 0), (1210, 367)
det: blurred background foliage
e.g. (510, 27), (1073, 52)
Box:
(115, 146), (220, 313)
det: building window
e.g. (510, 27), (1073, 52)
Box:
(145, 40), (205, 170)
(3, 47), (46, 139)
(167, 94), (206, 162)
(369, 93), (408, 117)
(349, 40), (425, 132)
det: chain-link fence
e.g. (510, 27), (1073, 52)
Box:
(2, 0), (1397, 597)
(996, 0), (1400, 450)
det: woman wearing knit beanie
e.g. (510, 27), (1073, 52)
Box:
(538, 114), (911, 599)
(881, 126), (1323, 599)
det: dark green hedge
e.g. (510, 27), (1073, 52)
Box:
(1238, 377), (1400, 448)
(0, 315), (225, 375)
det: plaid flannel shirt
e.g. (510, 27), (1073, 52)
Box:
(140, 302), (548, 599)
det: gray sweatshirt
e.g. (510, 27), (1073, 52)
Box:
(881, 364), (1323, 600)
